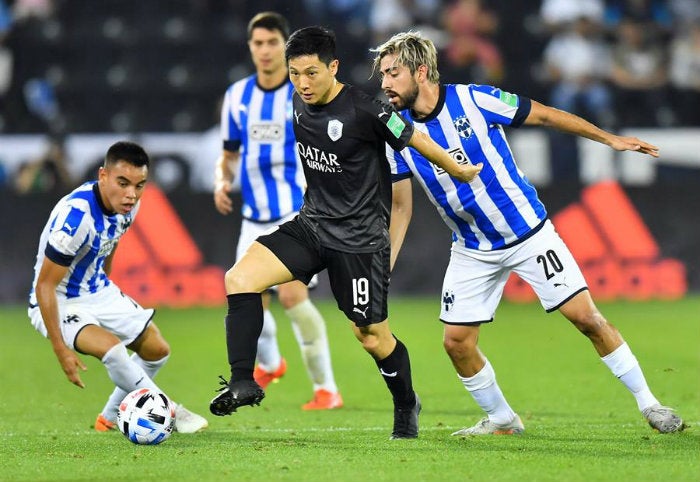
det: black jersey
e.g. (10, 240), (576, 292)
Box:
(292, 85), (414, 253)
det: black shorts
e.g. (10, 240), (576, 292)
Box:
(256, 217), (389, 327)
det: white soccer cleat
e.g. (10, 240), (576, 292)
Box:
(173, 403), (209, 433)
(451, 414), (524, 436)
(642, 404), (685, 433)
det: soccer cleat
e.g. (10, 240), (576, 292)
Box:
(209, 376), (265, 416)
(94, 414), (116, 432)
(173, 403), (209, 433)
(390, 393), (421, 439)
(642, 404), (685, 433)
(451, 414), (525, 436)
(302, 389), (344, 410)
(253, 357), (287, 389)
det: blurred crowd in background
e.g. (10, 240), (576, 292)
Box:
(0, 0), (699, 193)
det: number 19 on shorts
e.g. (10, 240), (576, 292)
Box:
(352, 277), (369, 305)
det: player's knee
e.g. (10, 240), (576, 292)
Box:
(571, 310), (607, 337)
(443, 326), (478, 355)
(443, 335), (476, 358)
(277, 288), (306, 309)
(140, 340), (170, 361)
(356, 332), (381, 355)
(225, 266), (254, 293)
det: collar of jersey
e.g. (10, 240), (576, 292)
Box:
(255, 76), (289, 92)
(93, 183), (116, 216)
(305, 84), (348, 111)
(409, 84), (445, 124)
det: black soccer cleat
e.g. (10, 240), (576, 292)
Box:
(390, 392), (421, 439)
(209, 375), (265, 416)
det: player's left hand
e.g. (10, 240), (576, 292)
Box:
(213, 180), (234, 215)
(610, 136), (659, 157)
(451, 162), (484, 183)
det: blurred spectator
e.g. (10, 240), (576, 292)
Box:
(370, 0), (441, 46)
(370, 0), (412, 45)
(669, 21), (700, 126)
(12, 0), (54, 21)
(542, 14), (613, 181)
(303, 0), (371, 39)
(609, 18), (673, 127)
(605, 0), (673, 36)
(440, 0), (503, 84)
(0, 158), (7, 189)
(0, 0), (13, 131)
(668, 0), (700, 30)
(540, 0), (604, 34)
(14, 135), (73, 194)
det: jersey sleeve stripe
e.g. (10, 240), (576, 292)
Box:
(44, 243), (74, 266)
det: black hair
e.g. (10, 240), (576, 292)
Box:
(247, 11), (290, 41)
(285, 26), (336, 65)
(104, 141), (149, 168)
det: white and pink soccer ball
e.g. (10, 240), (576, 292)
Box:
(117, 388), (175, 445)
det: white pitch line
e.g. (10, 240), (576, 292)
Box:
(1, 421), (695, 437)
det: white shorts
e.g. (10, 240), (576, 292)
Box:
(440, 220), (588, 324)
(28, 283), (155, 351)
(238, 213), (318, 289)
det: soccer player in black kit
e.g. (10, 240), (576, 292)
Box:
(209, 26), (483, 439)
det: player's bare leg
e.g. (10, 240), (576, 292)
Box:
(560, 291), (684, 433)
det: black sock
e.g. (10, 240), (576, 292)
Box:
(376, 337), (416, 409)
(225, 292), (263, 381)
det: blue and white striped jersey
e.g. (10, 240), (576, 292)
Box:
(29, 181), (138, 304)
(388, 84), (547, 251)
(221, 76), (305, 222)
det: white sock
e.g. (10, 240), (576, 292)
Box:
(459, 359), (516, 425)
(100, 353), (169, 421)
(100, 344), (162, 420)
(286, 299), (338, 392)
(601, 342), (659, 411)
(256, 309), (282, 372)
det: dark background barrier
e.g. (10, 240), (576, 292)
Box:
(2, 181), (698, 305)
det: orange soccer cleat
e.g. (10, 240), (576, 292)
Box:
(94, 414), (116, 432)
(302, 389), (344, 411)
(253, 357), (287, 389)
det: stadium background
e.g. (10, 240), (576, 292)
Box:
(0, 0), (699, 304)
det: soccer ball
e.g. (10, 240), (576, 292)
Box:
(117, 388), (175, 445)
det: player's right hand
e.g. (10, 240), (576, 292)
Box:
(214, 180), (233, 215)
(452, 162), (484, 183)
(55, 347), (87, 388)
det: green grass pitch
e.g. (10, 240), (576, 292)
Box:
(1, 297), (698, 481)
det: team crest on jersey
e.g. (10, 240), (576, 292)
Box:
(120, 215), (132, 232)
(97, 238), (118, 258)
(327, 119), (343, 142)
(453, 115), (473, 139)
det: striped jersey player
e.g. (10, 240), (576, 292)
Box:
(220, 75), (304, 222)
(373, 31), (682, 437)
(29, 181), (137, 306)
(28, 141), (208, 434)
(388, 82), (546, 251)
